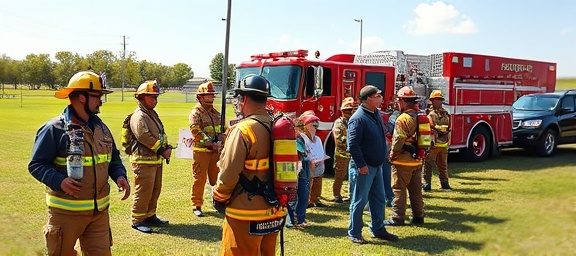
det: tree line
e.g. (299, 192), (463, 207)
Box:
(0, 50), (236, 90)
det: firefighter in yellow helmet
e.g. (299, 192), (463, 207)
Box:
(331, 97), (355, 203)
(385, 86), (425, 226)
(128, 79), (173, 233)
(29, 71), (130, 255)
(213, 75), (286, 255)
(422, 90), (452, 191)
(188, 81), (224, 217)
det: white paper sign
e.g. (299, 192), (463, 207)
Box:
(176, 128), (194, 159)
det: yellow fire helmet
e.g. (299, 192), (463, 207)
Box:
(196, 81), (217, 95)
(55, 71), (113, 99)
(429, 90), (444, 100)
(135, 79), (163, 97)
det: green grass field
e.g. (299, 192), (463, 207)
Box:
(0, 81), (575, 255)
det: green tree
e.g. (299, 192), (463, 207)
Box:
(165, 63), (193, 87)
(209, 53), (224, 81)
(21, 54), (54, 89)
(140, 60), (169, 85)
(53, 51), (84, 88)
(5, 59), (22, 89)
(209, 52), (236, 88)
(0, 54), (11, 85)
(86, 50), (116, 79)
(124, 52), (141, 87)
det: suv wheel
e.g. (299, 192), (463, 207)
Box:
(536, 129), (557, 157)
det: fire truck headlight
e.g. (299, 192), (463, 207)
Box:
(521, 120), (542, 128)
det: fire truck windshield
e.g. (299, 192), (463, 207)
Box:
(236, 65), (302, 99)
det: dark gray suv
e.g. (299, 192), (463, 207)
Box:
(512, 90), (576, 156)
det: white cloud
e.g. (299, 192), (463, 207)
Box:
(560, 28), (572, 35)
(362, 36), (385, 52)
(279, 34), (290, 42)
(405, 1), (478, 35)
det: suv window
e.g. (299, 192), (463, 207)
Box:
(561, 96), (575, 112)
(512, 95), (559, 111)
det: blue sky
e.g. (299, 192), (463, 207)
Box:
(1, 0), (575, 78)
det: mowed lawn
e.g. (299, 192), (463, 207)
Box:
(0, 84), (575, 256)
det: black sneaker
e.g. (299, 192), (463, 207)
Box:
(132, 222), (153, 233)
(410, 216), (425, 225)
(441, 182), (452, 190)
(422, 183), (432, 192)
(315, 202), (328, 207)
(332, 196), (344, 203)
(372, 230), (399, 242)
(193, 208), (204, 217)
(144, 215), (169, 226)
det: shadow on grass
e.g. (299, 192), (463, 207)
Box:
(451, 175), (509, 182)
(421, 204), (507, 233)
(384, 234), (484, 254)
(287, 222), (345, 238)
(154, 223), (222, 242)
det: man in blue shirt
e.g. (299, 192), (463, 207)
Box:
(346, 85), (398, 244)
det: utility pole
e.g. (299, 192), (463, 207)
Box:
(121, 35), (127, 102)
(221, 0), (232, 129)
(354, 19), (363, 54)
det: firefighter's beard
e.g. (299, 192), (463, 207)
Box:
(84, 100), (99, 116)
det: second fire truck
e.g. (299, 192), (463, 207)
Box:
(234, 49), (556, 170)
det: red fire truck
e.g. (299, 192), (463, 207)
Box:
(235, 49), (556, 168)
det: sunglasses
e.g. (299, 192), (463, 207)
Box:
(87, 93), (106, 103)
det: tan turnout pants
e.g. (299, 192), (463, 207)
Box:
(44, 207), (112, 256)
(332, 155), (350, 197)
(191, 151), (220, 208)
(423, 146), (449, 184)
(131, 163), (163, 223)
(391, 164), (425, 221)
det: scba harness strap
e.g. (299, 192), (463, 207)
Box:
(236, 116), (279, 207)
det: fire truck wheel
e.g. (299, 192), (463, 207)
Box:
(535, 129), (557, 157)
(465, 126), (491, 162)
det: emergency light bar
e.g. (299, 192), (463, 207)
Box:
(251, 50), (308, 60)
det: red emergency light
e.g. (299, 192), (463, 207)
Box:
(251, 50), (308, 60)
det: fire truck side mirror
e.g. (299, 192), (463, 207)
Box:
(314, 66), (324, 97)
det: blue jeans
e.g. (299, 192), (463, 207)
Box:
(287, 161), (311, 225)
(347, 159), (387, 238)
(382, 159), (394, 203)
